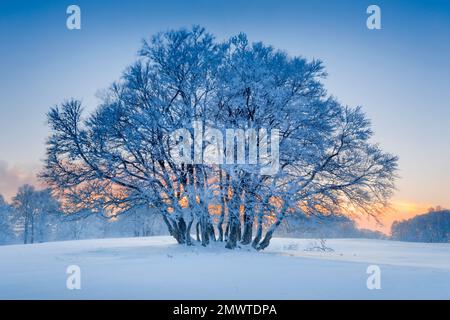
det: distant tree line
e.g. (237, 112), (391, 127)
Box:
(278, 213), (386, 239)
(391, 208), (450, 243)
(0, 185), (386, 246)
(0, 185), (167, 245)
(1, 184), (448, 245)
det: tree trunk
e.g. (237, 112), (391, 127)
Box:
(162, 214), (174, 236)
(241, 201), (254, 245)
(225, 217), (239, 249)
(252, 210), (264, 248)
(241, 216), (254, 244)
(225, 182), (242, 249)
(209, 221), (216, 241)
(177, 217), (187, 244)
(200, 216), (210, 246)
(237, 221), (241, 241)
(224, 219), (230, 241)
(196, 222), (200, 242)
(163, 213), (186, 244)
(24, 211), (29, 244)
(185, 216), (194, 246)
(217, 169), (227, 242)
(218, 213), (225, 242)
(257, 213), (285, 250)
(30, 214), (34, 244)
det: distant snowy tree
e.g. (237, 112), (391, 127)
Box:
(115, 206), (167, 237)
(0, 195), (15, 244)
(41, 26), (398, 249)
(12, 185), (60, 244)
(55, 209), (110, 240)
(49, 207), (166, 240)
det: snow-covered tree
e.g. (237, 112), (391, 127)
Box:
(54, 208), (109, 240)
(41, 26), (398, 249)
(12, 185), (60, 244)
(0, 195), (15, 244)
(114, 206), (167, 237)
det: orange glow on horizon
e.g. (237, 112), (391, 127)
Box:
(356, 200), (435, 235)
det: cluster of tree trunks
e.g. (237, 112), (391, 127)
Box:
(160, 167), (282, 250)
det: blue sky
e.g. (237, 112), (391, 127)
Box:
(0, 0), (449, 226)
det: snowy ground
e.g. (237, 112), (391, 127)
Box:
(0, 236), (449, 299)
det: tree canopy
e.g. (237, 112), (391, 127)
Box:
(41, 26), (398, 249)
